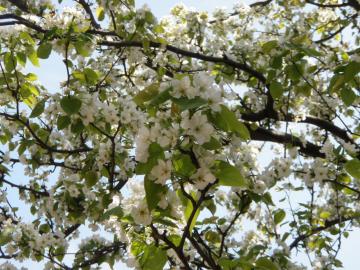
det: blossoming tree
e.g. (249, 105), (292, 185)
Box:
(0, 0), (360, 269)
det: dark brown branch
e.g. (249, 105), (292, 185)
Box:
(99, 40), (267, 84)
(150, 225), (192, 270)
(289, 215), (359, 250)
(0, 112), (91, 154)
(0, 13), (46, 33)
(76, 0), (101, 29)
(248, 125), (325, 158)
(242, 110), (357, 147)
(5, 0), (29, 12)
(209, 0), (273, 24)
(76, 241), (126, 268)
(64, 224), (81, 237)
(0, 173), (49, 197)
(305, 0), (350, 8)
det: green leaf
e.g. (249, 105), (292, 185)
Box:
(340, 88), (356, 106)
(329, 74), (345, 93)
(273, 209), (286, 225)
(101, 206), (124, 221)
(134, 83), (159, 106)
(83, 68), (99, 85)
(30, 101), (45, 118)
(74, 41), (91, 57)
(60, 96), (82, 115)
(57, 115), (71, 130)
(55, 246), (65, 262)
(140, 244), (167, 270)
(218, 258), (241, 270)
(16, 52), (27, 67)
(204, 230), (221, 243)
(0, 227), (13, 246)
(269, 81), (284, 99)
(262, 40), (278, 54)
(255, 257), (279, 270)
(20, 31), (35, 45)
(202, 137), (222, 150)
(344, 159), (360, 179)
(70, 118), (85, 134)
(4, 52), (17, 72)
(144, 176), (167, 211)
(28, 48), (40, 67)
(25, 73), (38, 81)
(37, 43), (52, 59)
(172, 97), (207, 111)
(20, 83), (39, 99)
(84, 171), (98, 187)
(214, 161), (247, 187)
(211, 105), (250, 140)
(173, 154), (196, 177)
(149, 87), (172, 107)
(39, 224), (51, 233)
(344, 61), (360, 82)
(184, 191), (200, 235)
(320, 211), (331, 219)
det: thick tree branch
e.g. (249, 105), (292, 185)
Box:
(248, 125), (326, 158)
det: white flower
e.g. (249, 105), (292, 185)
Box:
(253, 180), (266, 194)
(0, 262), (18, 270)
(314, 166), (328, 182)
(181, 111), (214, 144)
(131, 202), (152, 225)
(171, 77), (196, 99)
(190, 167), (216, 190)
(150, 160), (172, 185)
(135, 127), (151, 162)
(67, 185), (80, 198)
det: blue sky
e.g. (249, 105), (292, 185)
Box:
(6, 0), (360, 269)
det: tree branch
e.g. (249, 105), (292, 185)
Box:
(289, 215), (359, 250)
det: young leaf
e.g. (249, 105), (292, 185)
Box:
(96, 6), (105, 21)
